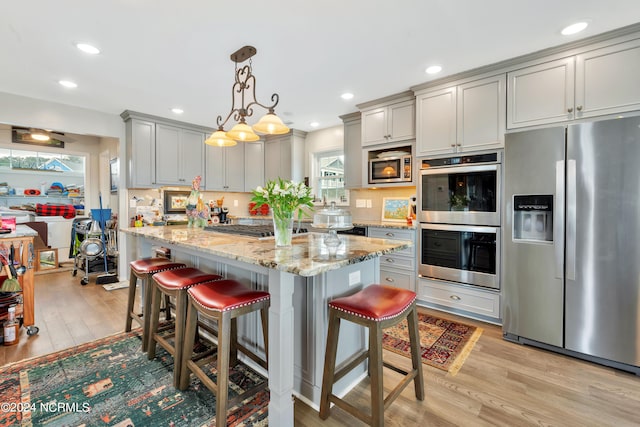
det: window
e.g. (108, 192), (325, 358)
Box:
(312, 150), (349, 206)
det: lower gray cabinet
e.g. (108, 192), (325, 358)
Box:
(369, 227), (416, 291)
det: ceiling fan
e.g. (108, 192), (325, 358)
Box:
(12, 126), (76, 144)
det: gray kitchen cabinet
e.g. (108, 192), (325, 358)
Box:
(416, 74), (505, 157)
(205, 142), (244, 192)
(155, 124), (205, 186)
(361, 99), (415, 146)
(340, 112), (362, 188)
(124, 117), (155, 188)
(507, 37), (640, 129)
(368, 227), (416, 291)
(244, 141), (264, 192)
(417, 277), (500, 321)
(264, 130), (306, 183)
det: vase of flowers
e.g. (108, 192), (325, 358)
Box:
(251, 178), (314, 247)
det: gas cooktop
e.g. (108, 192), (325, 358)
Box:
(204, 224), (309, 239)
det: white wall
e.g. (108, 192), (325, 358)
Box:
(304, 125), (344, 179)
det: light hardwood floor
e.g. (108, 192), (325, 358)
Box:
(2, 270), (639, 426)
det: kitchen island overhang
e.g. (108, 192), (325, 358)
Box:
(121, 226), (411, 426)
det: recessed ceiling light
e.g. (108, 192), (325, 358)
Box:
(76, 43), (100, 55)
(58, 80), (78, 88)
(425, 65), (442, 75)
(561, 22), (588, 36)
(341, 93), (354, 100)
(310, 122), (319, 128)
(171, 108), (184, 114)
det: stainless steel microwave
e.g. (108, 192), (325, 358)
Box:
(368, 154), (412, 184)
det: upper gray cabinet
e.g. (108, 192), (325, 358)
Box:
(121, 111), (211, 188)
(361, 99), (415, 146)
(204, 140), (263, 192)
(416, 74), (505, 157)
(507, 38), (640, 129)
(264, 130), (306, 183)
(155, 124), (205, 186)
(125, 117), (155, 188)
(205, 142), (244, 192)
(340, 112), (362, 189)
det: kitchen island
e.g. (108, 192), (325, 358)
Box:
(121, 225), (411, 426)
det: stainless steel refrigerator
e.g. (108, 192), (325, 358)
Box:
(502, 116), (640, 373)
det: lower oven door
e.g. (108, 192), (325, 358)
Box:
(418, 223), (500, 289)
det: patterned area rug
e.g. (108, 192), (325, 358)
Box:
(382, 313), (483, 375)
(0, 331), (268, 426)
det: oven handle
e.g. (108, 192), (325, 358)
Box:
(420, 163), (498, 175)
(419, 223), (499, 234)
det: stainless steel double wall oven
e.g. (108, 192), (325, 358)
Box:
(417, 152), (501, 290)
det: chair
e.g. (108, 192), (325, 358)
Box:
(124, 257), (186, 351)
(178, 279), (269, 427)
(147, 267), (223, 387)
(319, 284), (424, 427)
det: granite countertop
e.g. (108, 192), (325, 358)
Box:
(0, 224), (38, 238)
(122, 225), (411, 277)
(229, 215), (416, 230)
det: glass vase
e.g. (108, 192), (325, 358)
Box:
(272, 211), (294, 247)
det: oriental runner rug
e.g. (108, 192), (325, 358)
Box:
(382, 312), (483, 376)
(0, 330), (268, 426)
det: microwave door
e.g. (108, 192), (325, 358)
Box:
(370, 158), (402, 183)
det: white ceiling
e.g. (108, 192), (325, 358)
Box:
(1, 1), (639, 134)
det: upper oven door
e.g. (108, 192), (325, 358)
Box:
(418, 163), (501, 225)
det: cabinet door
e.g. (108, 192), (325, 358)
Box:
(155, 124), (182, 185)
(180, 129), (205, 187)
(129, 119), (155, 187)
(457, 74), (505, 152)
(388, 100), (415, 142)
(343, 117), (362, 188)
(507, 57), (575, 129)
(264, 138), (281, 182)
(244, 141), (264, 191)
(361, 107), (387, 146)
(204, 144), (225, 191)
(416, 87), (457, 157)
(576, 38), (640, 119)
(224, 143), (245, 191)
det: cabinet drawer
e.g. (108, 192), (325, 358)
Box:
(418, 278), (499, 318)
(380, 254), (414, 270)
(369, 227), (415, 241)
(380, 268), (415, 291)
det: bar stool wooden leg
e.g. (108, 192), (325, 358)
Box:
(124, 268), (137, 332)
(319, 311), (341, 420)
(369, 320), (384, 427)
(179, 297), (199, 391)
(407, 306), (425, 400)
(215, 311), (232, 427)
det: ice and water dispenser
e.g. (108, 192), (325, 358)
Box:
(513, 195), (553, 242)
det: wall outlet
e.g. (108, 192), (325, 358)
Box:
(349, 271), (361, 286)
(233, 199), (239, 207)
(366, 199), (372, 208)
(355, 199), (366, 208)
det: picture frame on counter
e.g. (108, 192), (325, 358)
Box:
(381, 197), (410, 222)
(163, 190), (190, 213)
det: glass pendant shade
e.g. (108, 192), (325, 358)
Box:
(253, 112), (290, 135)
(226, 122), (260, 142)
(205, 130), (237, 147)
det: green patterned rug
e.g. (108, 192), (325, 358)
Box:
(0, 331), (268, 426)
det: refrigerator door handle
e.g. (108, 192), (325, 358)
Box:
(555, 160), (565, 279)
(566, 159), (576, 281)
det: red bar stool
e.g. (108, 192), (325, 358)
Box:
(124, 257), (186, 352)
(147, 267), (223, 387)
(319, 284), (424, 427)
(178, 279), (270, 427)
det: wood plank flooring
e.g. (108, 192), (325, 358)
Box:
(2, 270), (639, 426)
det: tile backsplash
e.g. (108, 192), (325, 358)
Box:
(348, 187), (416, 222)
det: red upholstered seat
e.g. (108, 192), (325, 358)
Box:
(130, 257), (186, 274)
(329, 284), (417, 321)
(188, 279), (270, 312)
(153, 267), (222, 291)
